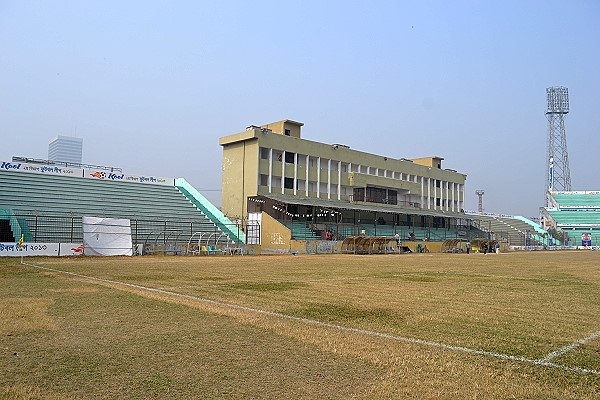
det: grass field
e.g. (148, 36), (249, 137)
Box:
(1, 251), (599, 399)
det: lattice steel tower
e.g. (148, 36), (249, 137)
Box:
(545, 87), (571, 192)
(475, 190), (484, 213)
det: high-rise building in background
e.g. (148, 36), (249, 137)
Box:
(48, 135), (83, 164)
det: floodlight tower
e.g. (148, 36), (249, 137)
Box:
(545, 87), (571, 193)
(476, 190), (484, 213)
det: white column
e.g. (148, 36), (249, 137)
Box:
(317, 157), (321, 198)
(268, 148), (273, 193)
(305, 155), (309, 196)
(421, 177), (424, 208)
(327, 159), (332, 199)
(452, 182), (455, 212)
(427, 178), (431, 209)
(281, 151), (285, 194)
(445, 181), (449, 211)
(293, 153), (298, 195)
(433, 180), (437, 210)
(338, 161), (342, 200)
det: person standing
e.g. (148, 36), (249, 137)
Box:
(495, 242), (500, 254)
(483, 243), (488, 255)
(466, 242), (471, 254)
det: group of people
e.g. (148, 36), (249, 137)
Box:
(465, 242), (500, 254)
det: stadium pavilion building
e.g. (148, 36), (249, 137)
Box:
(219, 119), (525, 247)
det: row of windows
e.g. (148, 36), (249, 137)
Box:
(259, 147), (462, 189)
(259, 175), (352, 195)
(259, 175), (461, 209)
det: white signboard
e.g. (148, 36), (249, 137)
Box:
(0, 160), (174, 186)
(84, 169), (174, 186)
(0, 243), (85, 257)
(60, 243), (85, 256)
(0, 242), (59, 256)
(0, 160), (83, 177)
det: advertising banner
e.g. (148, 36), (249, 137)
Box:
(0, 160), (83, 177)
(0, 160), (174, 186)
(60, 243), (85, 256)
(84, 169), (174, 186)
(0, 243), (59, 256)
(0, 243), (85, 257)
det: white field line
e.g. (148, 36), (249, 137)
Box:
(156, 271), (592, 290)
(540, 332), (600, 363)
(21, 262), (600, 376)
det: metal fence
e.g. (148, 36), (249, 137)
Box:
(2, 213), (246, 249)
(282, 220), (491, 242)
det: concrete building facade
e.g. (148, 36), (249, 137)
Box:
(220, 120), (466, 223)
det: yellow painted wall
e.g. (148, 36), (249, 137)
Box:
(260, 120), (303, 138)
(221, 139), (259, 220)
(260, 212), (292, 251)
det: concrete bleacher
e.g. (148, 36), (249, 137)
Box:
(547, 210), (600, 225)
(475, 215), (547, 246)
(0, 170), (243, 245)
(282, 221), (320, 240)
(550, 193), (600, 208)
(281, 220), (480, 242)
(545, 191), (600, 246)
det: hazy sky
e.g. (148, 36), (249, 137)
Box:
(1, 1), (599, 218)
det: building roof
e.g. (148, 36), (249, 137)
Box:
(259, 194), (468, 218)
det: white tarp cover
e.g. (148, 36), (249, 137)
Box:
(83, 216), (133, 256)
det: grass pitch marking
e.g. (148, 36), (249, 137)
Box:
(21, 261), (600, 377)
(540, 332), (600, 363)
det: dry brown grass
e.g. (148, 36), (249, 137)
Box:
(1, 251), (599, 399)
(0, 298), (57, 333)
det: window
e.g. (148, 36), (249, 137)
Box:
(259, 174), (268, 186)
(387, 190), (397, 205)
(285, 152), (295, 164)
(284, 177), (294, 189)
(284, 129), (291, 136)
(260, 147), (270, 159)
(366, 187), (386, 203)
(353, 188), (365, 202)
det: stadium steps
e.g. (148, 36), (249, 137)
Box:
(551, 193), (600, 208)
(0, 170), (238, 245)
(547, 210), (600, 225)
(282, 221), (320, 240)
(476, 215), (546, 246)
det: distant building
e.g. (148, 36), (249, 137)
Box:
(48, 135), (83, 164)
